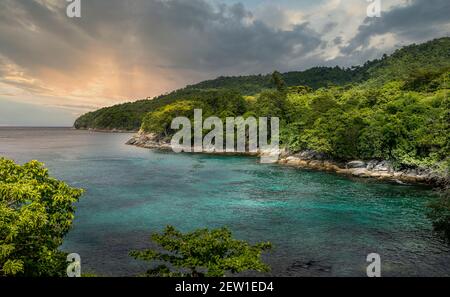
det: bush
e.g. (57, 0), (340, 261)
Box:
(130, 226), (272, 277)
(0, 158), (83, 276)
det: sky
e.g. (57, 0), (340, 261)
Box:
(0, 0), (449, 126)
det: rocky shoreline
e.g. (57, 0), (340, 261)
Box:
(126, 132), (447, 186)
(78, 128), (137, 133)
(278, 152), (444, 186)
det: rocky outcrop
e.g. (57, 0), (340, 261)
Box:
(126, 132), (172, 150)
(127, 132), (447, 186)
(279, 155), (446, 185)
(347, 161), (367, 169)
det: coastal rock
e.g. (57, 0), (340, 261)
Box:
(278, 148), (291, 159)
(336, 168), (351, 175)
(323, 161), (340, 172)
(278, 158), (288, 164)
(377, 172), (394, 179)
(347, 161), (366, 169)
(368, 172), (382, 178)
(298, 160), (309, 167)
(297, 150), (328, 161)
(374, 161), (392, 172)
(366, 160), (379, 170)
(126, 132), (172, 149)
(394, 172), (405, 178)
(125, 138), (137, 145)
(286, 156), (299, 164)
(309, 160), (324, 169)
(126, 135), (446, 186)
(351, 168), (370, 177)
(405, 169), (415, 175)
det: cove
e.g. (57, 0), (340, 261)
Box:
(1, 127), (449, 277)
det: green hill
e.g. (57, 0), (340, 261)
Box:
(74, 38), (450, 169)
(73, 66), (364, 131)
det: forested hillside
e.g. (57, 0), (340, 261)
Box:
(74, 38), (450, 131)
(74, 37), (450, 174)
(74, 66), (363, 131)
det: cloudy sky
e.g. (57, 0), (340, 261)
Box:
(0, 0), (449, 126)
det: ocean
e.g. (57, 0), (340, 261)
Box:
(1, 127), (449, 276)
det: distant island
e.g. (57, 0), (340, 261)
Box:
(75, 37), (450, 185)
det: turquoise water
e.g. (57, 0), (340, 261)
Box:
(1, 127), (449, 276)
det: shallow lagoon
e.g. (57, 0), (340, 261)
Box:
(1, 127), (449, 276)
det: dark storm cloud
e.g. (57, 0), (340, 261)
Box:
(0, 0), (93, 73)
(2, 0), (448, 79)
(0, 0), (449, 104)
(341, 0), (450, 54)
(1, 0), (449, 126)
(125, 0), (323, 72)
(0, 0), (324, 76)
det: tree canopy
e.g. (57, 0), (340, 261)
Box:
(0, 158), (83, 276)
(130, 226), (272, 277)
(75, 38), (450, 175)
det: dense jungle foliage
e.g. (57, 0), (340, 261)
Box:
(0, 158), (83, 276)
(75, 37), (450, 173)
